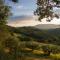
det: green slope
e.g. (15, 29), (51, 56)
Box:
(9, 26), (60, 45)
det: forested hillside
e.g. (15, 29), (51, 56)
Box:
(9, 26), (60, 45)
(0, 25), (60, 60)
(7, 26), (60, 60)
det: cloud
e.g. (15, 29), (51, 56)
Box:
(17, 5), (23, 9)
(13, 5), (24, 10)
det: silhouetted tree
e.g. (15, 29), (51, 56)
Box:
(0, 0), (19, 26)
(35, 0), (60, 21)
(0, 0), (10, 26)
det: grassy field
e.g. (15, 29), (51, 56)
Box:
(17, 41), (60, 60)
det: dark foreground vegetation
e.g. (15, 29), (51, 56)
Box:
(0, 26), (60, 60)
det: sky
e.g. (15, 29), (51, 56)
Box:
(5, 0), (60, 27)
(5, 0), (36, 16)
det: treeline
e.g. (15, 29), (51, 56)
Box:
(9, 26), (60, 45)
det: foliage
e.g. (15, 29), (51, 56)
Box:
(41, 45), (60, 55)
(11, 0), (18, 2)
(0, 35), (20, 60)
(0, 26), (60, 60)
(0, 0), (11, 42)
(1, 0), (60, 60)
(11, 27), (60, 45)
(0, 0), (10, 25)
(3, 36), (18, 49)
(26, 42), (39, 51)
(35, 0), (60, 21)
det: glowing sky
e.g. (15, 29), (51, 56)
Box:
(5, 0), (60, 26)
(8, 17), (60, 27)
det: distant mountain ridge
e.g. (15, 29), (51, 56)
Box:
(35, 24), (60, 29)
(8, 15), (60, 28)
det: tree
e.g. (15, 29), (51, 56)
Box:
(0, 0), (11, 41)
(35, 0), (60, 21)
(0, 0), (19, 41)
(0, 0), (18, 26)
(0, 0), (10, 26)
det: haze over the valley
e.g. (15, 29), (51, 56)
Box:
(7, 15), (60, 28)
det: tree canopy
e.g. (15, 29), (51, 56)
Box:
(0, 0), (19, 26)
(11, 0), (18, 2)
(0, 0), (10, 26)
(35, 0), (60, 21)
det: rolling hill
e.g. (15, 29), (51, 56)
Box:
(9, 26), (60, 45)
(0, 25), (60, 60)
(35, 24), (60, 29)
